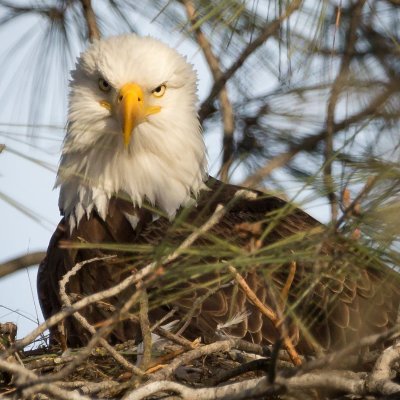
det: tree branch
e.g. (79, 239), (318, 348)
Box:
(242, 81), (400, 188)
(80, 0), (100, 41)
(198, 0), (302, 122)
(324, 0), (366, 222)
(183, 0), (235, 182)
(0, 251), (46, 278)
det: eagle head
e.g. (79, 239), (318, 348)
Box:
(56, 35), (207, 230)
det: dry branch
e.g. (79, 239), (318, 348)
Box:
(242, 80), (400, 187)
(183, 0), (235, 182)
(0, 251), (46, 278)
(0, 359), (90, 400)
(324, 0), (366, 221)
(138, 283), (152, 370)
(80, 0), (100, 41)
(199, 0), (302, 122)
(58, 256), (144, 376)
(228, 265), (302, 366)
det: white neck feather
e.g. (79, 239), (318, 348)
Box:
(57, 114), (207, 231)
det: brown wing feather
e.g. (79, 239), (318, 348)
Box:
(38, 177), (400, 353)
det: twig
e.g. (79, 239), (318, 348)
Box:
(59, 380), (121, 396)
(280, 260), (296, 307)
(324, 0), (366, 222)
(124, 365), (400, 400)
(336, 176), (378, 230)
(137, 282), (152, 370)
(149, 339), (267, 382)
(153, 327), (196, 350)
(228, 266), (302, 366)
(300, 325), (400, 374)
(0, 251), (46, 278)
(150, 307), (177, 331)
(211, 358), (271, 385)
(0, 359), (90, 400)
(199, 0), (302, 122)
(59, 256), (144, 376)
(183, 0), (235, 182)
(242, 81), (400, 187)
(80, 0), (100, 41)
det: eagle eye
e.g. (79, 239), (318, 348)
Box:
(98, 78), (111, 92)
(152, 84), (166, 98)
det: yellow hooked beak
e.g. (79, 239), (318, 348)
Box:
(117, 83), (161, 148)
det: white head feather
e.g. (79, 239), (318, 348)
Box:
(56, 35), (208, 230)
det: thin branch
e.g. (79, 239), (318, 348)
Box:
(336, 175), (378, 229)
(199, 0), (302, 122)
(138, 282), (152, 371)
(0, 251), (46, 278)
(242, 81), (400, 187)
(148, 338), (264, 382)
(80, 0), (100, 41)
(228, 266), (302, 366)
(183, 0), (235, 182)
(58, 256), (145, 376)
(153, 327), (196, 350)
(0, 359), (90, 400)
(300, 325), (400, 374)
(324, 0), (366, 222)
(280, 260), (296, 307)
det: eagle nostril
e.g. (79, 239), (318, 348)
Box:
(118, 94), (123, 102)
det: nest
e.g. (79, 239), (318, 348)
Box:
(1, 321), (400, 400)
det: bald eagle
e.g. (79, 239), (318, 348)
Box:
(38, 35), (399, 353)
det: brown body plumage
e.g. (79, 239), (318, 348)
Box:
(38, 178), (400, 353)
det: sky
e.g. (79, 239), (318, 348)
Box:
(0, 2), (329, 342)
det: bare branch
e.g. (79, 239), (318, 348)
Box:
(80, 0), (100, 41)
(149, 339), (249, 382)
(183, 0), (235, 182)
(58, 256), (144, 376)
(199, 0), (303, 122)
(0, 359), (91, 400)
(324, 0), (366, 221)
(138, 282), (152, 370)
(242, 81), (400, 188)
(124, 370), (368, 400)
(0, 251), (46, 278)
(228, 265), (301, 366)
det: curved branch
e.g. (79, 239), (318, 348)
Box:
(0, 251), (46, 278)
(80, 0), (100, 41)
(198, 0), (302, 122)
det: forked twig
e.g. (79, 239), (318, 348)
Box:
(228, 266), (302, 366)
(280, 261), (296, 307)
